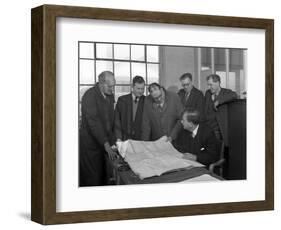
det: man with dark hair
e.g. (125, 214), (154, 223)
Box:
(141, 83), (183, 141)
(178, 73), (204, 118)
(79, 71), (118, 186)
(177, 73), (205, 149)
(173, 109), (220, 166)
(204, 74), (237, 146)
(114, 75), (146, 141)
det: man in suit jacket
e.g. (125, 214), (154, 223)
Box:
(177, 73), (205, 147)
(141, 83), (183, 141)
(79, 71), (118, 186)
(114, 76), (145, 141)
(204, 74), (237, 146)
(177, 73), (204, 117)
(173, 108), (221, 166)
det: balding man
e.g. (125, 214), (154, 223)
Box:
(79, 71), (117, 186)
(173, 108), (220, 166)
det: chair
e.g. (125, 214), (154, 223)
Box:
(209, 141), (225, 177)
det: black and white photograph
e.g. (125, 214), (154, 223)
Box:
(0, 0), (277, 228)
(28, 2), (274, 225)
(78, 42), (247, 187)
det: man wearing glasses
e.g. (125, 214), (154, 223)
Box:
(173, 108), (220, 166)
(177, 72), (204, 118)
(141, 83), (183, 142)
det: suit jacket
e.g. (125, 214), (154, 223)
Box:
(114, 93), (145, 141)
(141, 89), (183, 141)
(173, 123), (221, 166)
(79, 84), (115, 186)
(204, 88), (237, 146)
(178, 87), (204, 119)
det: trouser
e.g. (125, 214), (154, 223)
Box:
(79, 147), (107, 187)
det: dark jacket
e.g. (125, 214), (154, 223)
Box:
(204, 88), (237, 146)
(178, 86), (204, 119)
(141, 89), (183, 141)
(114, 93), (145, 141)
(173, 123), (221, 166)
(79, 84), (115, 186)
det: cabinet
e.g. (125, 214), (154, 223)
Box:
(227, 99), (246, 180)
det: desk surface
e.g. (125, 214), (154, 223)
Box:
(109, 157), (222, 185)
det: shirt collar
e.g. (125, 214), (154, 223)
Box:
(101, 91), (106, 99)
(159, 88), (166, 107)
(132, 93), (140, 102)
(98, 83), (106, 99)
(192, 124), (199, 138)
(215, 87), (221, 96)
(185, 86), (193, 95)
(132, 93), (136, 100)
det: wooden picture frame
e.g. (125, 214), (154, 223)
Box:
(31, 4), (274, 225)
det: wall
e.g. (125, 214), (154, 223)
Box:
(160, 46), (197, 92)
(160, 47), (245, 95)
(0, 0), (280, 229)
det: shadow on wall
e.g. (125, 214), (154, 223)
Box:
(167, 85), (179, 93)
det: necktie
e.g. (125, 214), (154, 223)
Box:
(134, 96), (139, 104)
(185, 92), (190, 102)
(212, 94), (217, 101)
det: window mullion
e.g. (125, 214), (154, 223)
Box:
(225, 48), (230, 88)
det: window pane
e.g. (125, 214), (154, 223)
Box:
(96, 43), (113, 59)
(214, 48), (226, 71)
(114, 62), (130, 84)
(230, 49), (245, 96)
(144, 85), (149, 96)
(79, 42), (94, 59)
(230, 49), (244, 70)
(228, 72), (236, 92)
(215, 71), (227, 88)
(147, 64), (159, 84)
(115, 85), (131, 101)
(80, 86), (93, 101)
(240, 69), (246, 98)
(79, 60), (95, 84)
(131, 45), (145, 61)
(200, 48), (212, 93)
(214, 48), (226, 89)
(131, 63), (146, 80)
(96, 60), (113, 77)
(147, 46), (159, 62)
(201, 47), (212, 70)
(114, 44), (130, 60)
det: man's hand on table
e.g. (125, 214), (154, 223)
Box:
(159, 135), (172, 142)
(182, 152), (197, 161)
(166, 136), (172, 142)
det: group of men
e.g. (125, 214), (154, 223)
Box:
(79, 71), (237, 186)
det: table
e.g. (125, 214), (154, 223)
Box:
(107, 156), (222, 185)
